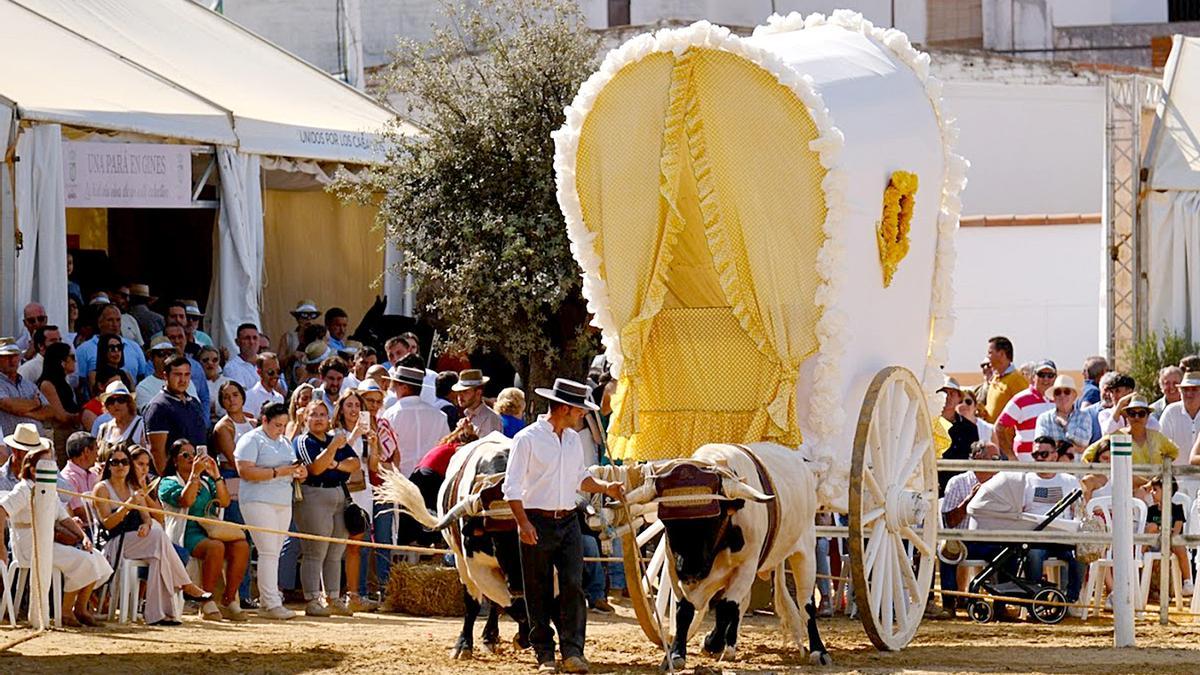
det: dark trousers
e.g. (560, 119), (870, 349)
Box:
(521, 512), (586, 662)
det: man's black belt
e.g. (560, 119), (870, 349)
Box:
(526, 508), (575, 520)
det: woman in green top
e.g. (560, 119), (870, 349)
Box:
(159, 438), (250, 621)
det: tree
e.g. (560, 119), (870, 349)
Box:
(338, 0), (601, 390)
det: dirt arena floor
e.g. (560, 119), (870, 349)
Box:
(2, 598), (1198, 674)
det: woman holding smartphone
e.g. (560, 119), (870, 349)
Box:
(293, 399), (360, 617)
(333, 388), (378, 611)
(235, 401), (306, 620)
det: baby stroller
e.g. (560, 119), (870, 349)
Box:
(963, 472), (1083, 624)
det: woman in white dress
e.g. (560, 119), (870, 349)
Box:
(333, 389), (379, 611)
(0, 429), (112, 627)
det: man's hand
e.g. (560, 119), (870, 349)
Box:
(602, 481), (625, 503)
(517, 518), (538, 546)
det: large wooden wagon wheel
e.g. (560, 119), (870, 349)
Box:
(848, 366), (938, 651)
(621, 518), (678, 645)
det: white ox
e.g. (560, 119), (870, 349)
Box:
(375, 432), (529, 658)
(621, 442), (831, 670)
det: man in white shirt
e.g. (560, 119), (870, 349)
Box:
(453, 368), (503, 437)
(1024, 437), (1083, 610)
(17, 325), (63, 383)
(1160, 371), (1200, 499)
(503, 378), (624, 674)
(222, 323), (261, 390)
(244, 352), (286, 419)
(198, 346), (228, 419)
(1098, 373), (1161, 435)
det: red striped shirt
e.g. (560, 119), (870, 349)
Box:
(996, 386), (1054, 458)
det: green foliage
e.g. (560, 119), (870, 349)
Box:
(337, 0), (600, 384)
(1124, 328), (1200, 401)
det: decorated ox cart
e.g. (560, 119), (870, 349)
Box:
(554, 10), (967, 652)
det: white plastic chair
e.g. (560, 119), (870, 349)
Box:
(9, 563), (64, 628)
(1080, 496), (1147, 620)
(1138, 492), (1190, 613)
(0, 560), (16, 627)
(105, 555), (149, 624)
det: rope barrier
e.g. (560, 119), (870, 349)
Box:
(0, 629), (48, 652)
(58, 487), (628, 564)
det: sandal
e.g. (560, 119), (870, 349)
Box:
(200, 600), (223, 621)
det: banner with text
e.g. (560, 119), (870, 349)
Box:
(63, 141), (195, 208)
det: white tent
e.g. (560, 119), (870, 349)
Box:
(1146, 36), (1200, 340)
(0, 0), (411, 347)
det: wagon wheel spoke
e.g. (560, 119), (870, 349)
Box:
(637, 518), (664, 548)
(850, 366), (937, 652)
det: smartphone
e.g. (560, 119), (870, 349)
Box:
(358, 410), (371, 431)
(196, 445), (208, 458)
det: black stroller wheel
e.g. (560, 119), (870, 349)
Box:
(967, 600), (993, 623)
(1031, 589), (1068, 624)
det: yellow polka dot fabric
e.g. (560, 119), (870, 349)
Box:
(576, 48), (827, 461)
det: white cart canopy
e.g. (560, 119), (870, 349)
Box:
(11, 0), (414, 163)
(1149, 36), (1200, 191)
(0, 1), (235, 144)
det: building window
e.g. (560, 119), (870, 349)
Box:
(608, 0), (630, 27)
(1169, 0), (1200, 21)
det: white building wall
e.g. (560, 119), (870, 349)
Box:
(942, 81), (1104, 215)
(621, 0), (926, 42)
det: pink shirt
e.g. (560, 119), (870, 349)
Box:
(996, 386), (1055, 459)
(60, 461), (99, 513)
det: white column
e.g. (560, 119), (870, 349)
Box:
(340, 0), (365, 90)
(383, 241), (413, 316)
(1110, 433), (1136, 647)
(31, 458), (59, 631)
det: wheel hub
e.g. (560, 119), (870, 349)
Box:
(884, 488), (928, 532)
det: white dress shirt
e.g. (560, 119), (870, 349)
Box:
(1160, 400), (1200, 498)
(17, 353), (44, 383)
(120, 313), (144, 346)
(502, 419), (590, 511)
(222, 355), (258, 390)
(380, 395), (448, 476)
(243, 381), (284, 418)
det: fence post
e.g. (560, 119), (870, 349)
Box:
(31, 458), (59, 631)
(1160, 458), (1173, 626)
(1110, 434), (1135, 647)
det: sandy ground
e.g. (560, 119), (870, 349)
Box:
(1, 598), (1198, 674)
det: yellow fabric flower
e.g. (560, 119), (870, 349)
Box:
(876, 171), (918, 287)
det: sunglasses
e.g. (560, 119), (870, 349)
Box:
(1126, 410), (1149, 419)
(1037, 372), (1057, 379)
(1053, 389), (1073, 397)
(177, 451), (195, 460)
(1031, 450), (1054, 460)
(200, 357), (219, 364)
(264, 369), (280, 377)
(107, 344), (123, 352)
(104, 395), (130, 405)
(298, 312), (320, 320)
(108, 458), (130, 467)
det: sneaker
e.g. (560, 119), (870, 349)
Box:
(1184, 579), (1195, 596)
(329, 597), (354, 617)
(219, 600), (249, 622)
(561, 656), (590, 674)
(239, 597), (260, 610)
(347, 594), (379, 613)
(590, 598), (614, 614)
(305, 599), (332, 617)
(263, 605), (297, 620)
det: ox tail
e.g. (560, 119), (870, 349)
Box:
(373, 466), (440, 530)
(773, 563), (807, 650)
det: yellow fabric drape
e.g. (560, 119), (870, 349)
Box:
(261, 189), (381, 347)
(576, 48), (826, 461)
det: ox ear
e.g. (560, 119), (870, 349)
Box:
(722, 477), (774, 504)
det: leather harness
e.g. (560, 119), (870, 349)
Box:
(733, 444), (780, 566)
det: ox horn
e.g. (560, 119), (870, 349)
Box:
(430, 493), (482, 531)
(722, 477), (775, 504)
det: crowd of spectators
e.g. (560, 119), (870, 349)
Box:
(0, 286), (626, 626)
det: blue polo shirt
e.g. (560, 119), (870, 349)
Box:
(144, 388), (207, 450)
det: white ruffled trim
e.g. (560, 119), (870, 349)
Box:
(554, 12), (965, 507)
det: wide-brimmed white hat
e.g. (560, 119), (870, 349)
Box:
(356, 378), (386, 395)
(937, 376), (962, 393)
(290, 299), (321, 317)
(0, 338), (19, 357)
(451, 368), (490, 392)
(98, 380), (137, 406)
(1180, 371), (1200, 389)
(1050, 374), (1078, 393)
(535, 378), (599, 411)
(3, 423), (50, 453)
(1125, 397), (1152, 413)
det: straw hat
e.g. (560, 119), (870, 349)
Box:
(304, 340), (333, 365)
(338, 339), (363, 357)
(290, 299), (321, 318)
(937, 376), (962, 393)
(389, 366), (426, 388)
(534, 378), (599, 411)
(0, 337), (19, 357)
(1124, 397), (1152, 413)
(451, 369), (490, 392)
(98, 380), (137, 406)
(181, 300), (204, 317)
(1180, 371), (1200, 389)
(356, 378), (386, 394)
(1050, 374), (1078, 393)
(149, 336), (176, 353)
(3, 423), (50, 453)
(129, 283), (156, 301)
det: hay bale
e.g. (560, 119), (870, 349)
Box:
(384, 561), (466, 617)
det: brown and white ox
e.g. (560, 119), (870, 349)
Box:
(622, 442), (831, 670)
(375, 432), (530, 658)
